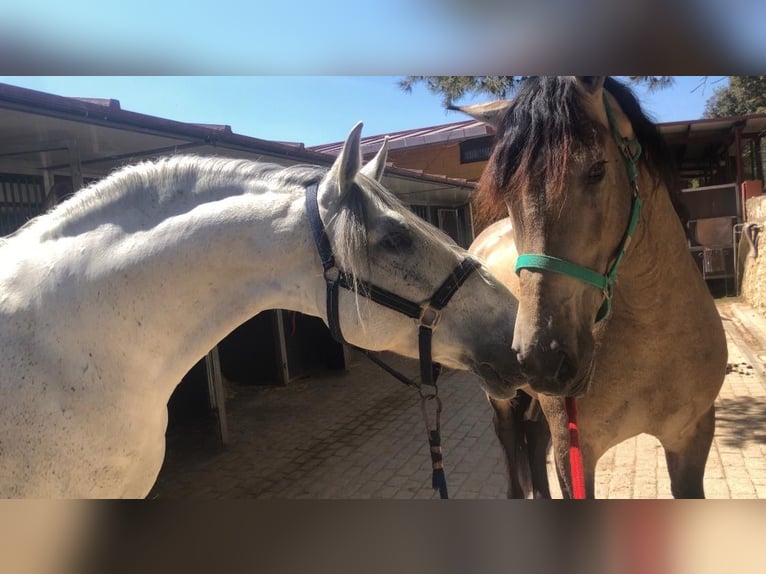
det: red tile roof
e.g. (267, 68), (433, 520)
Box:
(309, 119), (495, 156)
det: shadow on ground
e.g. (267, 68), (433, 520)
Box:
(715, 395), (766, 449)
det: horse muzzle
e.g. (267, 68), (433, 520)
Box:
(472, 360), (525, 400)
(512, 336), (592, 397)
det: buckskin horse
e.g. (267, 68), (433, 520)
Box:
(464, 76), (727, 498)
(0, 123), (524, 498)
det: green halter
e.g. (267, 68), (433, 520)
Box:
(514, 92), (643, 323)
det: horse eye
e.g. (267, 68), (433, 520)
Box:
(377, 230), (413, 252)
(586, 161), (607, 185)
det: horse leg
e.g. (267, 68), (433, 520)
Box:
(523, 397), (552, 499)
(660, 404), (716, 499)
(488, 394), (532, 498)
(550, 444), (598, 499)
(553, 455), (572, 499)
(488, 392), (553, 498)
(541, 396), (597, 498)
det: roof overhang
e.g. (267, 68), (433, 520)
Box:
(0, 82), (474, 206)
(659, 114), (766, 144)
(310, 119), (495, 157)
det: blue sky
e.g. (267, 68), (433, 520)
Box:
(0, 76), (727, 147)
(3, 0), (762, 75)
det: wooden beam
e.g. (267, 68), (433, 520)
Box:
(274, 310), (291, 385)
(734, 124), (744, 185)
(205, 346), (229, 447)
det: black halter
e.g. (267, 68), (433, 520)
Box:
(305, 183), (480, 388)
(305, 182), (480, 500)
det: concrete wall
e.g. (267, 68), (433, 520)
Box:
(740, 195), (766, 315)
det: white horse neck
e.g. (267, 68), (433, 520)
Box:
(2, 157), (325, 402)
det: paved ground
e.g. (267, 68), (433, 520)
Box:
(150, 298), (766, 499)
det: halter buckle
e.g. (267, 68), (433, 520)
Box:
(419, 305), (441, 328)
(420, 393), (442, 430)
(602, 284), (613, 306)
(323, 266), (340, 283)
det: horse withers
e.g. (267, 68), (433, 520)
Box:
(465, 77), (727, 498)
(0, 123), (523, 498)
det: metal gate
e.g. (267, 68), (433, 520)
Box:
(0, 174), (45, 236)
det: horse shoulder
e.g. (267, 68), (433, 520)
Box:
(469, 218), (521, 298)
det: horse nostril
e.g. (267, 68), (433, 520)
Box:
(514, 348), (533, 371)
(514, 340), (578, 384)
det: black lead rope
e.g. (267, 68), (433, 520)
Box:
(421, 394), (447, 498)
(305, 183), (480, 499)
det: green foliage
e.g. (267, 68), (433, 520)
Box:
(703, 77), (766, 118)
(398, 76), (673, 106)
(626, 76), (674, 92)
(397, 76), (524, 107)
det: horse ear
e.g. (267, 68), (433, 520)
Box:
(360, 136), (389, 182)
(330, 122), (364, 195)
(448, 100), (511, 129)
(574, 76), (605, 96)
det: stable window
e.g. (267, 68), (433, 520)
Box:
(410, 204), (471, 248)
(459, 136), (494, 164)
(438, 208), (464, 247)
(0, 174), (46, 235)
(410, 205), (430, 222)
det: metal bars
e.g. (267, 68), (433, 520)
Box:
(0, 174), (45, 235)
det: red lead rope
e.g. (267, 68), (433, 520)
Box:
(565, 397), (586, 499)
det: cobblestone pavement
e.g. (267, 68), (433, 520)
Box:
(150, 298), (766, 499)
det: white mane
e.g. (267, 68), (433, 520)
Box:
(6, 154), (463, 281)
(25, 156), (324, 240)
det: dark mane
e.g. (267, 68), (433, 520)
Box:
(603, 78), (685, 223)
(475, 76), (681, 228)
(603, 78), (679, 199)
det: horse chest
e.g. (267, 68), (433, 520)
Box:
(69, 390), (169, 498)
(0, 374), (168, 497)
